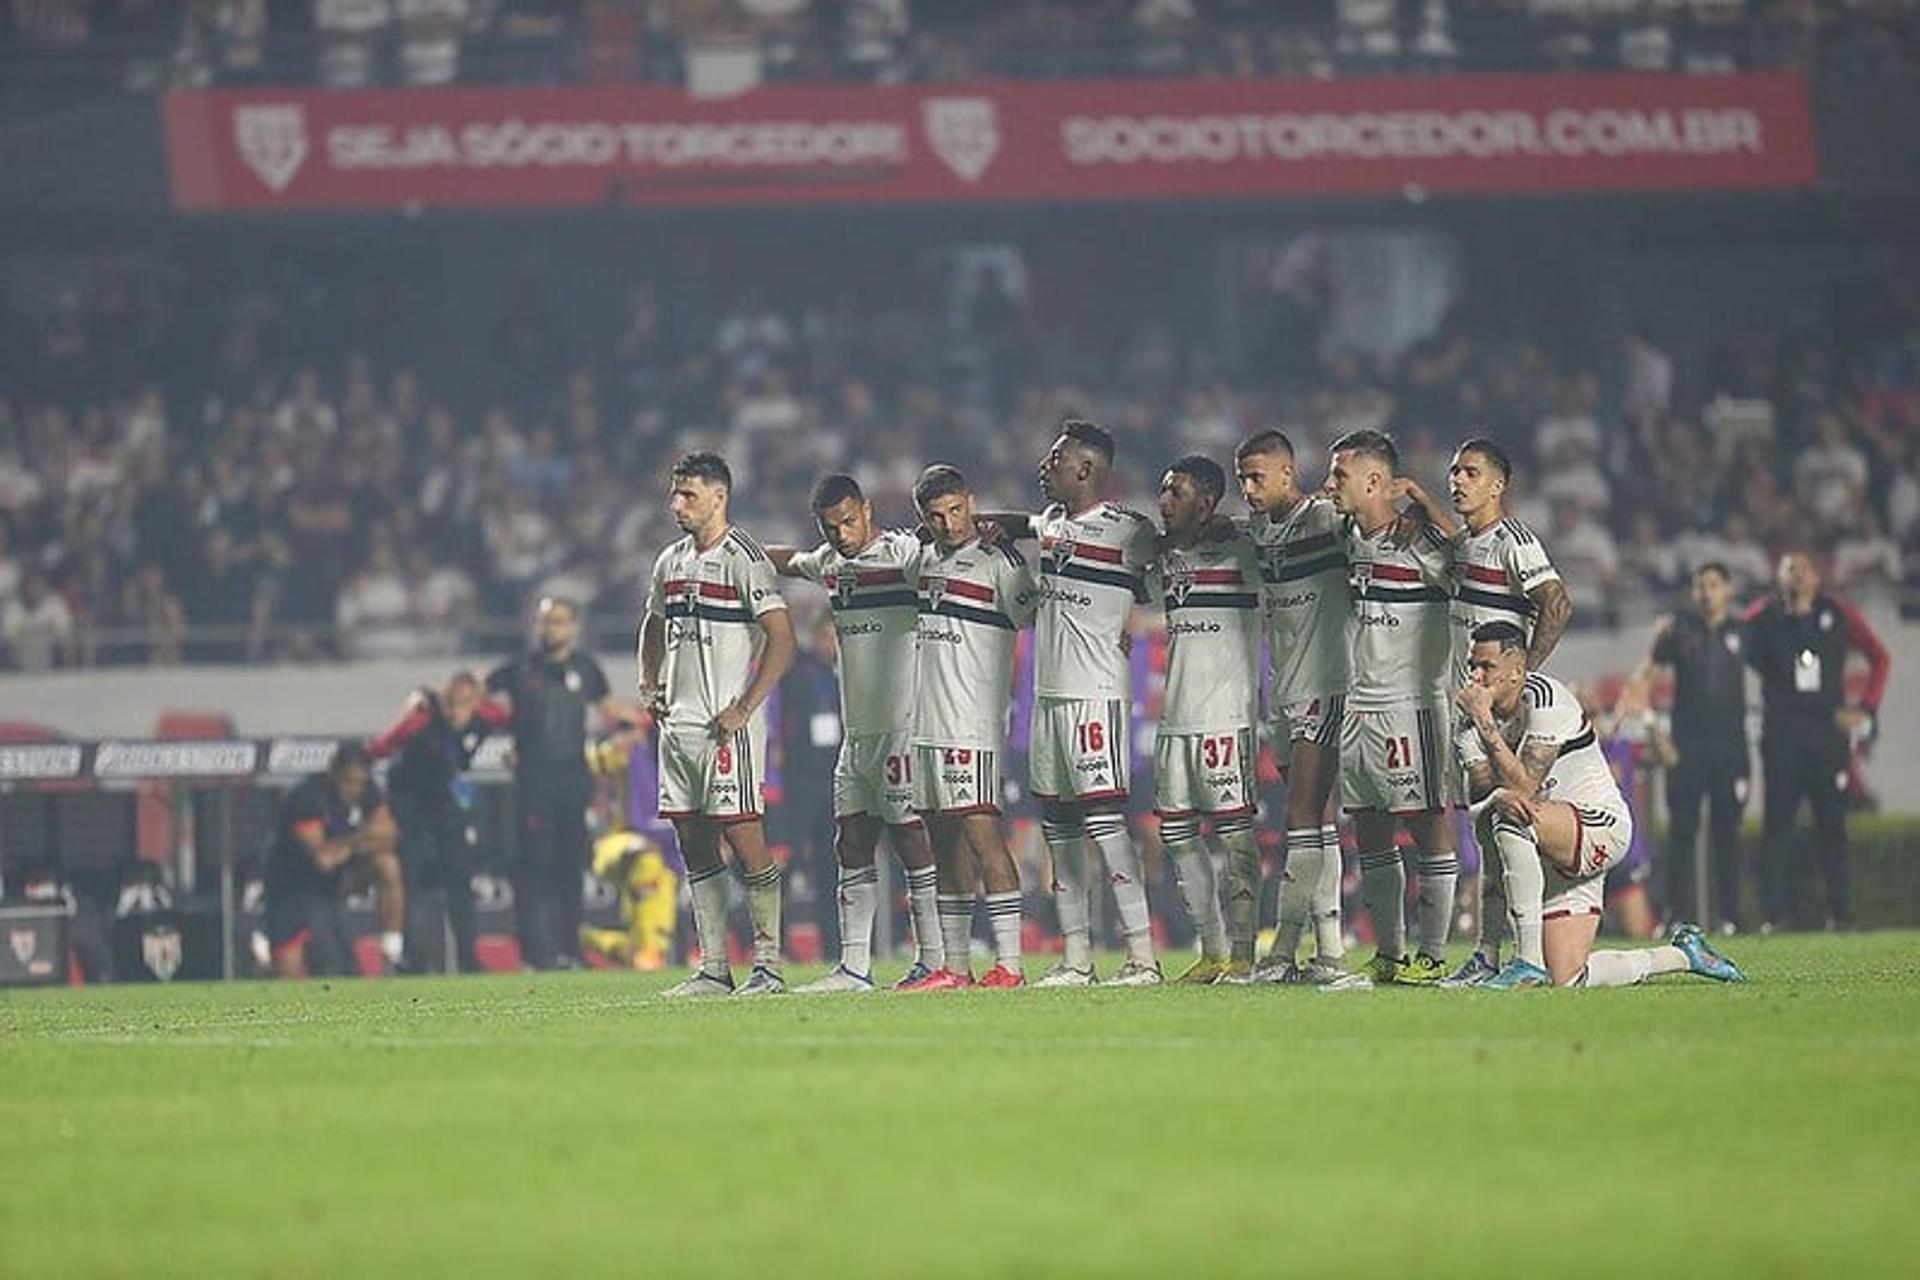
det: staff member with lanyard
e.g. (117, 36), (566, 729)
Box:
(488, 596), (639, 969)
(1741, 551), (1888, 931)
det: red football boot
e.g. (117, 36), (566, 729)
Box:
(978, 964), (1025, 989)
(899, 967), (973, 992)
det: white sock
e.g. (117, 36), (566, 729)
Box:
(1414, 850), (1459, 961)
(1358, 848), (1407, 959)
(743, 862), (783, 971)
(984, 891), (1023, 974)
(687, 864), (732, 978)
(1218, 816), (1260, 966)
(1273, 826), (1323, 963)
(1044, 817), (1093, 970)
(1476, 829), (1509, 965)
(1087, 812), (1155, 966)
(836, 864), (878, 977)
(1579, 946), (1687, 988)
(1163, 818), (1226, 960)
(904, 863), (943, 970)
(380, 930), (404, 965)
(1312, 822), (1345, 962)
(937, 894), (974, 977)
(1490, 820), (1546, 969)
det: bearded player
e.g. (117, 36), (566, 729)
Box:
(902, 464), (1038, 990)
(641, 452), (796, 998)
(769, 474), (943, 991)
(1235, 430), (1354, 984)
(1150, 455), (1265, 983)
(1323, 429), (1461, 988)
(1455, 622), (1745, 988)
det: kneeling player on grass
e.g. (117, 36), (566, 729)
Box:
(1455, 622), (1745, 988)
(903, 465), (1039, 990)
(768, 475), (944, 992)
(1151, 455), (1264, 983)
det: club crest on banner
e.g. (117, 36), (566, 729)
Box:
(142, 927), (183, 982)
(233, 104), (310, 193)
(922, 97), (1001, 184)
(10, 928), (36, 966)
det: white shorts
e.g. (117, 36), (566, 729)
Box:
(1543, 804), (1635, 921)
(1340, 702), (1455, 815)
(833, 730), (920, 827)
(657, 719), (767, 824)
(1269, 693), (1344, 753)
(1154, 728), (1257, 818)
(1029, 697), (1131, 804)
(911, 745), (1003, 816)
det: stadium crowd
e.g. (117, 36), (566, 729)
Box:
(0, 256), (1915, 672)
(1, 0), (1914, 93)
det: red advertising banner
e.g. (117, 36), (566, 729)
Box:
(163, 72), (1817, 212)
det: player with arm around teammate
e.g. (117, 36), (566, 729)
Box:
(766, 474), (944, 991)
(1455, 622), (1746, 989)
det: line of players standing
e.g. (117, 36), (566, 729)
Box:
(639, 420), (1747, 997)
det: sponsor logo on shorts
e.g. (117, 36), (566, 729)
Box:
(1168, 620), (1222, 635)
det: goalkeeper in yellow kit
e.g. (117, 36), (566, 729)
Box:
(579, 735), (680, 970)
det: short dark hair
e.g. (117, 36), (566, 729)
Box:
(810, 473), (864, 513)
(671, 451), (732, 489)
(537, 595), (579, 619)
(913, 464), (970, 510)
(1167, 454), (1226, 505)
(1059, 418), (1116, 464)
(1235, 429), (1294, 461)
(1695, 561), (1731, 584)
(1330, 428), (1399, 471)
(1456, 436), (1512, 483)
(1470, 621), (1528, 653)
(330, 741), (374, 775)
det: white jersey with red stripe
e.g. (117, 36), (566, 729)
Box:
(1451, 516), (1560, 682)
(787, 529), (922, 737)
(1248, 495), (1352, 708)
(646, 527), (787, 733)
(1034, 502), (1158, 701)
(1345, 518), (1455, 710)
(913, 538), (1038, 750)
(1455, 673), (1626, 820)
(1150, 533), (1263, 734)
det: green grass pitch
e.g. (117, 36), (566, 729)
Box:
(4, 932), (1918, 1277)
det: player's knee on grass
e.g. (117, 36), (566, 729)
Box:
(1544, 913), (1601, 986)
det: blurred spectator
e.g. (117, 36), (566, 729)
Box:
(1795, 410), (1869, 528)
(315, 0), (392, 88)
(1831, 509), (1904, 608)
(397, 0), (470, 86)
(1550, 498), (1622, 628)
(3, 570), (77, 671)
(336, 537), (418, 659)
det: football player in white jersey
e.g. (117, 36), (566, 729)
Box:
(1455, 622), (1745, 988)
(640, 453), (796, 998)
(1421, 437), (1577, 987)
(1324, 429), (1461, 988)
(904, 465), (1039, 991)
(1234, 430), (1354, 985)
(994, 420), (1164, 987)
(1150, 455), (1264, 984)
(768, 475), (943, 993)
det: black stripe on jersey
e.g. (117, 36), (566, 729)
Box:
(1266, 553), (1346, 584)
(1048, 561), (1150, 603)
(1501, 518), (1537, 546)
(1360, 586), (1450, 604)
(1455, 586), (1535, 616)
(1423, 525), (1452, 549)
(999, 545), (1028, 569)
(1164, 592), (1259, 611)
(921, 601), (1017, 631)
(1574, 804), (1618, 827)
(724, 528), (769, 563)
(1416, 705), (1442, 810)
(664, 602), (755, 625)
(831, 590), (920, 613)
(1556, 728), (1597, 758)
(1524, 675), (1555, 707)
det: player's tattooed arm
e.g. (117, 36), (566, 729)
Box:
(637, 612), (668, 718)
(1525, 579), (1574, 668)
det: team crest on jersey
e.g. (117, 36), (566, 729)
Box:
(1167, 567), (1196, 605)
(1044, 539), (1076, 575)
(833, 567), (859, 608)
(680, 577), (702, 608)
(924, 577), (947, 611)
